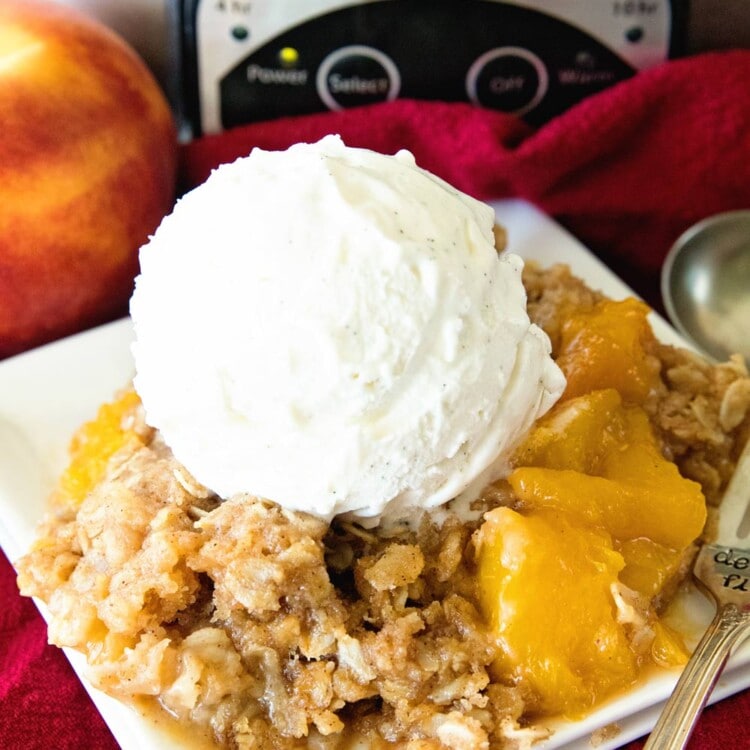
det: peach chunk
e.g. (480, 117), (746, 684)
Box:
(58, 389), (144, 507)
(651, 621), (690, 668)
(509, 389), (706, 551)
(555, 298), (661, 403)
(475, 506), (638, 717)
(616, 538), (686, 600)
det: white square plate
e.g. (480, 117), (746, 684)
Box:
(1, 199), (748, 749)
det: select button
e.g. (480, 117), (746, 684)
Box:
(317, 45), (400, 111)
(466, 47), (548, 116)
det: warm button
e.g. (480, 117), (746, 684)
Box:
(466, 46), (548, 116)
(316, 45), (400, 111)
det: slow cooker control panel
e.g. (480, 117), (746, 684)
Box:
(178, 0), (681, 135)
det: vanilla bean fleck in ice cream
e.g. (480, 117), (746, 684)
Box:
(130, 135), (565, 523)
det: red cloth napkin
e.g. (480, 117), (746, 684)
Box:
(3, 50), (750, 749)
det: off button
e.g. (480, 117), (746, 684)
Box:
(466, 47), (548, 116)
(317, 45), (401, 111)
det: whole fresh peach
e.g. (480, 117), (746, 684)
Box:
(0, 0), (177, 358)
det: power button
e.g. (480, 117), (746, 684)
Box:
(466, 47), (548, 116)
(317, 45), (401, 111)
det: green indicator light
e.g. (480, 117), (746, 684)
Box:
(231, 25), (249, 41)
(278, 46), (299, 67)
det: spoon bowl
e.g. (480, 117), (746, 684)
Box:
(661, 211), (750, 362)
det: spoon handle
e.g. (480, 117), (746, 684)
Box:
(643, 603), (750, 750)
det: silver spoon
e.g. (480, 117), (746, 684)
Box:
(644, 212), (750, 750)
(661, 210), (750, 363)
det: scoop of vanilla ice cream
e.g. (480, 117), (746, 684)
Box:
(130, 135), (565, 523)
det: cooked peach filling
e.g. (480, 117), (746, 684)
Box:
(476, 298), (705, 717)
(57, 389), (144, 508)
(555, 297), (662, 402)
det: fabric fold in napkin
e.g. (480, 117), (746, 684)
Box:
(2, 49), (750, 750)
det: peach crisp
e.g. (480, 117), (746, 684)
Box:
(17, 263), (750, 750)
